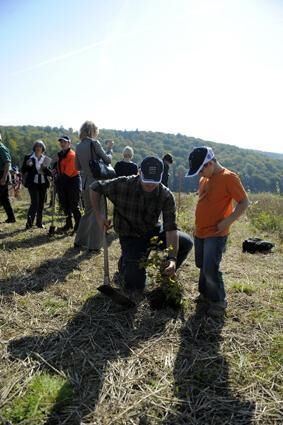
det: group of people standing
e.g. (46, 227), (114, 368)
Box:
(0, 121), (249, 317)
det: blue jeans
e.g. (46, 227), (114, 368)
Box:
(119, 230), (193, 291)
(194, 236), (227, 302)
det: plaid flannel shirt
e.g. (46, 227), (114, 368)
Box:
(91, 175), (177, 237)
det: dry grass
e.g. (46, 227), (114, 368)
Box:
(0, 192), (282, 424)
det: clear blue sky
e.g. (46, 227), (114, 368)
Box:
(1, 0), (283, 153)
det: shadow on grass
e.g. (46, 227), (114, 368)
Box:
(0, 246), (94, 296)
(8, 295), (177, 424)
(0, 231), (68, 251)
(0, 228), (25, 240)
(162, 303), (255, 425)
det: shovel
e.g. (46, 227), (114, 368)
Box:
(97, 200), (135, 308)
(48, 181), (56, 236)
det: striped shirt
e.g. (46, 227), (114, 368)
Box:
(91, 175), (177, 237)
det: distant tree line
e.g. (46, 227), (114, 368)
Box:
(0, 125), (282, 194)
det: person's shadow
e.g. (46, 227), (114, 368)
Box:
(0, 247), (94, 296)
(0, 231), (68, 251)
(162, 303), (255, 425)
(8, 294), (178, 424)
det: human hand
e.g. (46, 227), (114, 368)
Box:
(105, 140), (114, 149)
(97, 215), (112, 231)
(216, 217), (232, 234)
(27, 160), (33, 167)
(163, 260), (177, 277)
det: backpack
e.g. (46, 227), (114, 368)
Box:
(242, 238), (274, 254)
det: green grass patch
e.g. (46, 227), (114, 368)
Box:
(231, 282), (256, 295)
(42, 297), (68, 315)
(1, 373), (72, 424)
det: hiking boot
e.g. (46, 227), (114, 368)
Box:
(207, 300), (227, 318)
(194, 293), (209, 304)
(56, 224), (72, 234)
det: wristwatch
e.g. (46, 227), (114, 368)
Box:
(167, 255), (177, 262)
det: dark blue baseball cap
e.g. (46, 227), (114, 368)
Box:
(140, 156), (164, 184)
(187, 146), (215, 177)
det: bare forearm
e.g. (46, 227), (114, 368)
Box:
(230, 198), (249, 223)
(166, 230), (179, 258)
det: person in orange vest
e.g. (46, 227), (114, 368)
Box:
(55, 136), (81, 233)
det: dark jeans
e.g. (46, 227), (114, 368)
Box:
(119, 230), (193, 291)
(27, 184), (47, 226)
(57, 176), (81, 229)
(0, 184), (15, 220)
(194, 236), (228, 302)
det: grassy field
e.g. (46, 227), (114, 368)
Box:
(0, 192), (282, 425)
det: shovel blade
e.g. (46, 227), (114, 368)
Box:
(97, 285), (136, 308)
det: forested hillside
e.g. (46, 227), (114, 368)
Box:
(1, 125), (282, 193)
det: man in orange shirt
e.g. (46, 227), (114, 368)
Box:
(187, 146), (249, 317)
(55, 136), (82, 233)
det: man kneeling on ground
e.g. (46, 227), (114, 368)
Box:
(90, 156), (193, 294)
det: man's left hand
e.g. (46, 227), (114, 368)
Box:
(163, 260), (176, 277)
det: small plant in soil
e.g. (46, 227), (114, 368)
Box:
(141, 236), (183, 310)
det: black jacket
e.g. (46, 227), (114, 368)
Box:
(21, 154), (51, 188)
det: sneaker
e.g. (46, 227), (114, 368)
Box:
(36, 224), (45, 229)
(5, 218), (16, 223)
(207, 300), (227, 318)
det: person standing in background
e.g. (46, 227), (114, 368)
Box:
(74, 121), (113, 251)
(187, 146), (249, 317)
(114, 146), (138, 177)
(54, 136), (81, 233)
(161, 153), (173, 187)
(21, 140), (51, 229)
(0, 133), (16, 223)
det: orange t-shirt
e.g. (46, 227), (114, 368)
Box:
(195, 168), (247, 238)
(58, 149), (79, 178)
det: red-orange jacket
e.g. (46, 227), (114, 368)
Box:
(58, 149), (79, 178)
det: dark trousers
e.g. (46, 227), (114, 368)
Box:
(57, 176), (81, 229)
(194, 236), (228, 302)
(27, 185), (47, 226)
(119, 230), (193, 291)
(0, 184), (15, 220)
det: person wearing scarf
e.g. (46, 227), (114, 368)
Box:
(21, 140), (51, 229)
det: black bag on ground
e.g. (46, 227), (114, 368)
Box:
(242, 238), (274, 254)
(89, 143), (116, 180)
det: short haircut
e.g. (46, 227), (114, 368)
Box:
(33, 140), (46, 152)
(163, 153), (173, 164)
(79, 120), (99, 140)
(123, 146), (134, 159)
